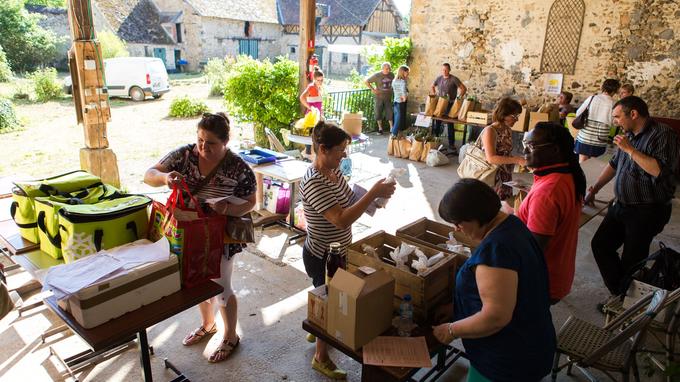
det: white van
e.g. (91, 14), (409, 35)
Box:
(104, 57), (170, 101)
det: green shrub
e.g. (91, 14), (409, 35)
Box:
(204, 57), (235, 96)
(168, 96), (209, 118)
(99, 31), (129, 59)
(12, 80), (31, 100)
(366, 37), (412, 73)
(25, 0), (66, 8)
(223, 55), (300, 146)
(0, 98), (21, 133)
(0, 45), (12, 82)
(29, 67), (62, 102)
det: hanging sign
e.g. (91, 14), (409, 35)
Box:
(545, 73), (563, 95)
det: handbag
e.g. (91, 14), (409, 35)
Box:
(457, 127), (499, 186)
(572, 94), (595, 130)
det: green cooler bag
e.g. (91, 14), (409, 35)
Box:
(57, 195), (152, 263)
(11, 170), (102, 243)
(35, 185), (123, 259)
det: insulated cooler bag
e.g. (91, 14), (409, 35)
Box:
(57, 195), (152, 263)
(10, 170), (102, 243)
(35, 185), (123, 259)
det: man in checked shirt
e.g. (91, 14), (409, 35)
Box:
(585, 96), (679, 300)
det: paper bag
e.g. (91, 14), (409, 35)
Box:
(424, 95), (437, 116)
(458, 99), (476, 121)
(409, 140), (424, 161)
(399, 138), (412, 159)
(387, 136), (395, 156)
(421, 141), (433, 162)
(448, 99), (463, 119)
(434, 97), (450, 117)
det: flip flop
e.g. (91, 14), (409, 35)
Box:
(209, 336), (240, 363)
(182, 323), (217, 346)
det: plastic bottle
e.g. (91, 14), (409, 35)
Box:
(325, 242), (346, 284)
(375, 168), (406, 208)
(398, 294), (414, 337)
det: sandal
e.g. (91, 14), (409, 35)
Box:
(209, 336), (240, 363)
(182, 324), (217, 346)
(312, 357), (347, 380)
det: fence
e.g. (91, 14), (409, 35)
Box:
(325, 89), (377, 132)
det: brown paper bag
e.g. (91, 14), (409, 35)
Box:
(448, 99), (463, 119)
(424, 95), (437, 116)
(457, 99), (476, 121)
(392, 137), (402, 158)
(421, 141), (433, 162)
(387, 136), (395, 156)
(434, 97), (450, 117)
(399, 138), (412, 159)
(409, 140), (424, 161)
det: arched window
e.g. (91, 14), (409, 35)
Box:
(540, 0), (585, 74)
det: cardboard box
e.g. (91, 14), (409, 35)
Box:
(528, 112), (550, 131)
(396, 217), (476, 257)
(327, 268), (395, 350)
(342, 112), (363, 136)
(466, 111), (492, 125)
(566, 115), (578, 138)
(512, 107), (529, 132)
(308, 285), (328, 329)
(347, 231), (460, 323)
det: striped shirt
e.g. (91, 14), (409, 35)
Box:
(392, 78), (408, 103)
(299, 166), (354, 259)
(575, 94), (615, 147)
(609, 119), (679, 205)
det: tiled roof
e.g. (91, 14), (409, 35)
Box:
(277, 0), (382, 26)
(95, 0), (175, 45)
(186, 0), (279, 24)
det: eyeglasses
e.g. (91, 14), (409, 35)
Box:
(522, 141), (553, 152)
(508, 114), (520, 120)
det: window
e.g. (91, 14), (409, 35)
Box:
(144, 46), (151, 57)
(289, 46), (296, 54)
(176, 23), (182, 43)
(540, 0), (585, 74)
(341, 53), (348, 63)
(244, 21), (252, 37)
(238, 39), (259, 59)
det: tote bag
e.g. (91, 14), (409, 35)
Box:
(148, 180), (226, 287)
(457, 127), (498, 186)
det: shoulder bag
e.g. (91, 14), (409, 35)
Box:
(572, 94), (596, 130)
(457, 127), (498, 186)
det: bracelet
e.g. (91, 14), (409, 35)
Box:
(448, 323), (455, 339)
(628, 150), (635, 160)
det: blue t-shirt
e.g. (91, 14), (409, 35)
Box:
(454, 215), (556, 382)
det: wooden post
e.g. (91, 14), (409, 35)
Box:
(67, 0), (120, 187)
(299, 0), (316, 112)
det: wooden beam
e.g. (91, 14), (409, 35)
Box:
(298, 0), (316, 108)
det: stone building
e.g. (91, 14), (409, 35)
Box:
(278, 0), (406, 76)
(408, 0), (679, 117)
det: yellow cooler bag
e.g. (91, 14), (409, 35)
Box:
(35, 185), (123, 259)
(10, 170), (102, 243)
(57, 195), (152, 263)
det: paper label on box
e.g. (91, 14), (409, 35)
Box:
(334, 330), (343, 341)
(339, 291), (348, 316)
(84, 60), (96, 70)
(358, 266), (376, 275)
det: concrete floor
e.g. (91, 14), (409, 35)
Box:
(2, 134), (680, 381)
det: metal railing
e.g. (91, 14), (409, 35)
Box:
(324, 89), (377, 132)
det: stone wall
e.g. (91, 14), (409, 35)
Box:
(198, 17), (283, 66)
(409, 0), (679, 117)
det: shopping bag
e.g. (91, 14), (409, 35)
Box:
(426, 149), (450, 167)
(421, 141), (433, 162)
(424, 95), (437, 116)
(387, 136), (395, 156)
(457, 128), (498, 186)
(448, 99), (463, 119)
(392, 137), (402, 158)
(409, 140), (424, 161)
(434, 97), (450, 117)
(263, 179), (291, 215)
(458, 99), (477, 121)
(147, 180), (226, 288)
(399, 137), (412, 159)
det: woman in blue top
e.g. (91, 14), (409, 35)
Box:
(391, 65), (410, 136)
(433, 179), (556, 382)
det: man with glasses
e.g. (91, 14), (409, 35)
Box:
(517, 122), (586, 304)
(587, 96), (679, 303)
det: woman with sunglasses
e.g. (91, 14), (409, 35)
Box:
(433, 179), (555, 382)
(144, 112), (256, 363)
(299, 120), (396, 380)
(479, 98), (527, 210)
(517, 122), (585, 304)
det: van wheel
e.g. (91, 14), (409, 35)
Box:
(129, 86), (145, 102)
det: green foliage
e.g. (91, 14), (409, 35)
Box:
(346, 69), (365, 89)
(98, 31), (129, 59)
(204, 57), (235, 96)
(168, 96), (209, 118)
(0, 45), (12, 82)
(12, 80), (31, 100)
(366, 37), (412, 73)
(29, 67), (62, 102)
(25, 0), (66, 7)
(223, 55), (300, 147)
(0, 98), (21, 133)
(0, 0), (59, 71)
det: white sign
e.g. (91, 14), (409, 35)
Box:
(545, 73), (563, 95)
(414, 113), (432, 128)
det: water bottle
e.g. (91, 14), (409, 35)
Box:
(398, 294), (414, 337)
(325, 242), (346, 284)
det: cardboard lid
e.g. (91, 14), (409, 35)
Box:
(329, 268), (365, 297)
(360, 270), (394, 296)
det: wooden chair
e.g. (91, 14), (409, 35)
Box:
(551, 289), (668, 382)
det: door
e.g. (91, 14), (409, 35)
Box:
(238, 39), (259, 59)
(153, 48), (167, 67)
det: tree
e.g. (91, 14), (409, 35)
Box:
(0, 45), (13, 82)
(0, 0), (59, 72)
(98, 31), (130, 59)
(223, 56), (300, 147)
(25, 0), (66, 8)
(366, 37), (412, 73)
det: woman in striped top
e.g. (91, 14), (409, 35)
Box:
(300, 121), (395, 380)
(144, 112), (256, 363)
(574, 79), (620, 162)
(391, 65), (410, 136)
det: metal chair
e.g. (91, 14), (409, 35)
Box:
(551, 289), (668, 382)
(264, 127), (301, 159)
